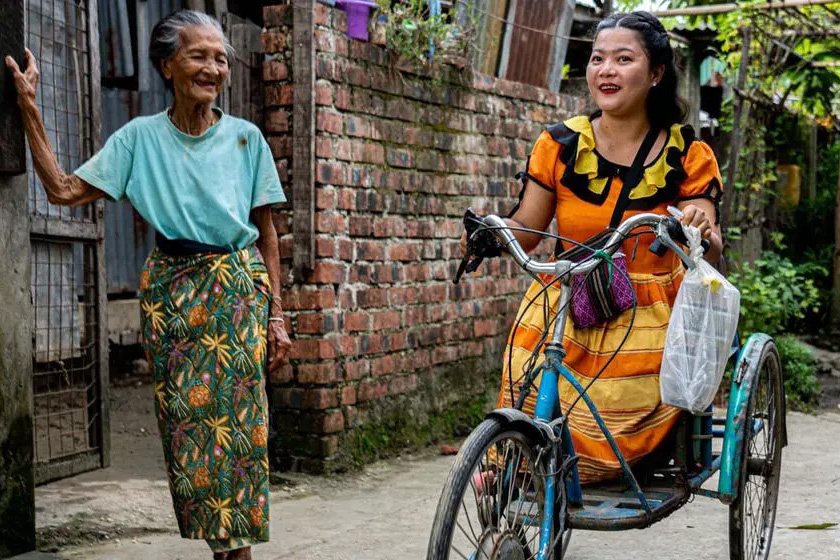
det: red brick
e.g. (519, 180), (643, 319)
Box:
(265, 109), (289, 132)
(314, 3), (331, 25)
(343, 311), (371, 332)
(297, 362), (341, 384)
(263, 60), (289, 81)
(287, 288), (335, 310)
(372, 354), (403, 377)
(303, 388), (338, 410)
(264, 5), (293, 27)
(340, 385), (357, 406)
(372, 310), (401, 330)
(265, 84), (293, 107)
(262, 32), (286, 53)
(356, 287), (388, 308)
(310, 261), (347, 284)
(316, 237), (335, 258)
(315, 136), (333, 158)
(387, 243), (420, 261)
(386, 148), (413, 168)
(357, 380), (389, 403)
(316, 110), (343, 134)
(315, 213), (347, 234)
(345, 115), (371, 138)
(350, 216), (373, 236)
(389, 376), (413, 395)
(290, 339), (337, 360)
(267, 136), (292, 158)
(338, 239), (353, 260)
(269, 363), (293, 385)
(474, 319), (499, 337)
(344, 359), (371, 381)
(316, 188), (336, 210)
(340, 335), (359, 356)
(335, 139), (352, 161)
(356, 240), (385, 261)
(346, 63), (371, 87)
(334, 87), (352, 110)
(297, 313), (326, 334)
(315, 81), (333, 106)
(315, 410), (345, 434)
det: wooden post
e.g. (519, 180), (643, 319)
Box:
(832, 147), (840, 328)
(496, 0), (517, 79)
(0, 0), (26, 174)
(804, 123), (818, 200)
(186, 0), (207, 12)
(293, 0), (316, 278)
(722, 27), (752, 228)
(548, 0), (575, 93)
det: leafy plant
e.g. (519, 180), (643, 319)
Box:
(374, 0), (472, 72)
(728, 251), (823, 336)
(775, 335), (821, 411)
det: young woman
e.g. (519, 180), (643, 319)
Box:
(481, 11), (724, 483)
(6, 9), (291, 559)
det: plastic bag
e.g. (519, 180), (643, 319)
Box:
(660, 226), (740, 413)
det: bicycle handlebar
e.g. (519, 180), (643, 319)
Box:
(454, 210), (710, 284)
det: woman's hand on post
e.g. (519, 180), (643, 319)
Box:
(5, 48), (39, 109)
(679, 204), (712, 239)
(267, 318), (292, 372)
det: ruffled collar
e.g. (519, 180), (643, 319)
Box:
(547, 115), (695, 207)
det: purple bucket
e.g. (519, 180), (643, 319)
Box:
(337, 0), (378, 41)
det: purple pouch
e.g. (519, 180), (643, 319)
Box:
(569, 252), (635, 328)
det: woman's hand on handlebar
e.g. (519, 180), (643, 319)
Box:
(679, 203), (712, 239)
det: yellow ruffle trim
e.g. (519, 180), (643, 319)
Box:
(564, 116), (687, 200)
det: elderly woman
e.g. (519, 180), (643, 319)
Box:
(6, 9), (290, 559)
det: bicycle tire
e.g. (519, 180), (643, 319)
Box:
(729, 340), (784, 560)
(427, 418), (556, 560)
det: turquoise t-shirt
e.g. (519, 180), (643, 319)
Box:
(74, 109), (285, 250)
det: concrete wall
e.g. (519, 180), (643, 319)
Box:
(0, 173), (35, 557)
(261, 3), (585, 472)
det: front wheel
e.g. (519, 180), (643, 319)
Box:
(729, 340), (785, 560)
(427, 418), (561, 560)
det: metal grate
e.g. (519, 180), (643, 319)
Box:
(26, 0), (94, 222)
(31, 240), (100, 466)
(25, 0), (105, 483)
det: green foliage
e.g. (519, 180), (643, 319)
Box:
(728, 250), (823, 336)
(374, 0), (471, 72)
(775, 335), (821, 411)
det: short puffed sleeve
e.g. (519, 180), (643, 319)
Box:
(677, 140), (724, 223)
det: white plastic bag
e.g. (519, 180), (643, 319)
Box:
(660, 226), (740, 413)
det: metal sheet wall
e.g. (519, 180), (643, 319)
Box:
(504, 0), (566, 88)
(100, 0), (181, 294)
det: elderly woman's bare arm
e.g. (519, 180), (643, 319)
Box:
(252, 205), (291, 369)
(6, 49), (105, 207)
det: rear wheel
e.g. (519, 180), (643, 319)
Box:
(427, 418), (559, 560)
(729, 341), (784, 560)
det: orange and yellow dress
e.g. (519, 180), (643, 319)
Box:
(498, 115), (723, 484)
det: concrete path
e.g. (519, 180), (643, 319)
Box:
(36, 387), (840, 559)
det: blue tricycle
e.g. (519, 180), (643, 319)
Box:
(427, 212), (786, 560)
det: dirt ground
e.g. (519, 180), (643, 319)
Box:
(34, 377), (840, 559)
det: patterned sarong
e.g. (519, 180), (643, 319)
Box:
(139, 246), (271, 551)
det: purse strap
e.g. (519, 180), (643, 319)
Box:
(608, 126), (662, 228)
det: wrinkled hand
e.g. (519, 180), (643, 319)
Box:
(680, 204), (712, 239)
(267, 320), (291, 372)
(5, 48), (39, 107)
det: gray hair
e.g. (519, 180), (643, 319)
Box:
(149, 9), (234, 88)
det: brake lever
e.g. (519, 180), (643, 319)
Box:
(655, 220), (696, 270)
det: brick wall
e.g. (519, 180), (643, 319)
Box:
(262, 3), (586, 472)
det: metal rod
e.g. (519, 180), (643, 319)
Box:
(653, 0), (840, 17)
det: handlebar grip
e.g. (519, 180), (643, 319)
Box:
(666, 217), (710, 254)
